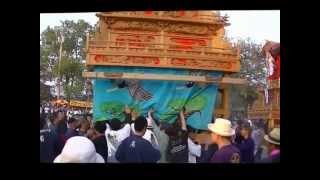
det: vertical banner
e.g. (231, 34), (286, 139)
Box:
(93, 67), (221, 130)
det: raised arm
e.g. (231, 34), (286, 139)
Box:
(148, 108), (155, 124)
(148, 109), (166, 142)
(123, 105), (132, 124)
(179, 110), (187, 131)
(148, 109), (159, 130)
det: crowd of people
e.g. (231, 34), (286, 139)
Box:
(40, 104), (280, 163)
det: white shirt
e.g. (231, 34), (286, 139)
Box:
(188, 137), (201, 163)
(67, 111), (73, 119)
(105, 123), (131, 160)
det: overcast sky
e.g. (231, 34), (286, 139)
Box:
(40, 11), (280, 44)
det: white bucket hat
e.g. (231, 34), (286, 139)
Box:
(54, 136), (104, 163)
(208, 118), (235, 137)
(264, 128), (280, 145)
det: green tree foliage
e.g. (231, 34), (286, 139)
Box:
(63, 78), (85, 101)
(228, 38), (267, 118)
(40, 20), (94, 100)
(230, 38), (266, 86)
(59, 20), (94, 60)
(52, 57), (84, 87)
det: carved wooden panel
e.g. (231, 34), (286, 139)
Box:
(87, 11), (240, 72)
(166, 23), (211, 35)
(170, 58), (233, 70)
(271, 111), (280, 119)
(248, 88), (280, 120)
(110, 31), (161, 48)
(88, 54), (239, 71)
(165, 35), (209, 50)
(110, 20), (161, 32)
(106, 18), (215, 35)
(91, 55), (161, 66)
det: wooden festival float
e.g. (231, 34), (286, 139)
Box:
(69, 100), (92, 110)
(248, 41), (280, 130)
(83, 11), (246, 144)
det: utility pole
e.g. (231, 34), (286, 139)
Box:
(58, 33), (64, 100)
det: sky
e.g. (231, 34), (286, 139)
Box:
(40, 10), (280, 45)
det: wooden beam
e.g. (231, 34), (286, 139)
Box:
(82, 71), (247, 85)
(96, 13), (224, 26)
(213, 77), (247, 84)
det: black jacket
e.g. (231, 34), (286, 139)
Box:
(40, 128), (62, 162)
(93, 135), (108, 162)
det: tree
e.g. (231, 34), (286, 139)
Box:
(228, 38), (266, 119)
(63, 78), (85, 101)
(40, 26), (60, 66)
(40, 27), (59, 83)
(59, 20), (94, 61)
(52, 57), (83, 87)
(40, 20), (94, 99)
(230, 38), (267, 87)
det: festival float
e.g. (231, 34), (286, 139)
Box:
(83, 11), (246, 143)
(248, 41), (280, 130)
(51, 99), (68, 106)
(69, 100), (92, 109)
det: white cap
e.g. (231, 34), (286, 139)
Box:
(208, 118), (235, 137)
(54, 136), (104, 163)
